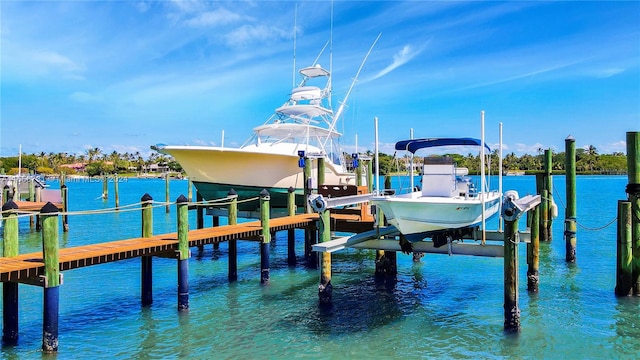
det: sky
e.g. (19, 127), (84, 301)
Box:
(1, 1), (639, 158)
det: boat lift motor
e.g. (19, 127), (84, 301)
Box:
(501, 190), (541, 222)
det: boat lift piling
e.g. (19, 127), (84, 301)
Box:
(624, 132), (640, 295)
(565, 136), (577, 262)
(527, 205), (541, 292)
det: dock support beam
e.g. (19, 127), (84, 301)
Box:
(176, 195), (190, 311)
(260, 190), (271, 284)
(503, 208), (520, 332)
(228, 189), (238, 282)
(41, 202), (61, 352)
(287, 187), (296, 266)
(565, 136), (577, 262)
(2, 200), (19, 345)
(626, 132), (640, 295)
(318, 208), (332, 304)
(141, 193), (153, 306)
(527, 205), (540, 292)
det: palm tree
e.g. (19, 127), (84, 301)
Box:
(86, 147), (102, 163)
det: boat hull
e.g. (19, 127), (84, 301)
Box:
(162, 145), (358, 210)
(371, 192), (501, 240)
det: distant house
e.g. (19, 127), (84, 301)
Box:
(59, 162), (87, 172)
(143, 163), (169, 173)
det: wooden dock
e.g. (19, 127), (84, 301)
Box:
(0, 213), (372, 283)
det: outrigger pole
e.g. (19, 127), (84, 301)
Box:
(481, 111), (486, 245)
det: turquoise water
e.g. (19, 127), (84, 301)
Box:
(1, 176), (639, 359)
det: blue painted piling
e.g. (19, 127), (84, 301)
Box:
(228, 189), (238, 282)
(2, 200), (19, 345)
(41, 202), (61, 352)
(141, 193), (153, 306)
(176, 195), (189, 311)
(260, 189), (270, 284)
(287, 187), (296, 266)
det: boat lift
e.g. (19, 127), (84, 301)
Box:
(310, 191), (540, 258)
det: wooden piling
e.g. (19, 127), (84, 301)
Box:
(616, 200), (633, 296)
(2, 200), (19, 345)
(228, 189), (238, 282)
(287, 187), (296, 266)
(3, 185), (9, 204)
(165, 173), (170, 214)
(187, 178), (193, 202)
(541, 189), (550, 242)
(260, 189), (271, 284)
(141, 193), (153, 306)
(317, 157), (325, 187)
(61, 184), (69, 232)
(356, 157), (363, 187)
(196, 192), (204, 229)
(303, 156), (312, 213)
(626, 131), (640, 295)
(35, 186), (42, 231)
(41, 202), (61, 352)
(318, 207), (332, 304)
(29, 178), (35, 202)
(102, 176), (108, 200)
(114, 173), (120, 210)
(176, 195), (189, 311)
(504, 210), (520, 332)
(527, 205), (540, 292)
(30, 179), (35, 228)
(367, 160), (373, 194)
(565, 136), (577, 262)
(544, 149), (553, 241)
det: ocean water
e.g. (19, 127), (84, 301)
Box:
(1, 175), (639, 359)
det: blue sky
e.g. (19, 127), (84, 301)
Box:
(1, 1), (638, 158)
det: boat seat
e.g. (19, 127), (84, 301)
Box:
(421, 163), (456, 197)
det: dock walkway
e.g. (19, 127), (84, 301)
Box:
(0, 213), (320, 282)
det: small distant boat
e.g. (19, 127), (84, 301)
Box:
(506, 170), (525, 176)
(370, 137), (501, 245)
(157, 36), (380, 211)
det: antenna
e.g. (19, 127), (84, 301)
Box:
(292, 3), (297, 88)
(329, 0), (333, 105)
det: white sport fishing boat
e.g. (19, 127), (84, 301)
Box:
(370, 136), (502, 246)
(156, 37), (379, 211)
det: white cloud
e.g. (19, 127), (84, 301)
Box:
(597, 140), (626, 153)
(368, 44), (424, 81)
(184, 8), (244, 27)
(224, 24), (290, 47)
(593, 67), (625, 78)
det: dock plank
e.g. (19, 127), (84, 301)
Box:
(1, 212), (374, 283)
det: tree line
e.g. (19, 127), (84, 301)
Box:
(373, 145), (627, 175)
(0, 148), (183, 177)
(0, 145), (628, 177)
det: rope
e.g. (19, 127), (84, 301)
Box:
(546, 178), (619, 232)
(576, 216), (618, 231)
